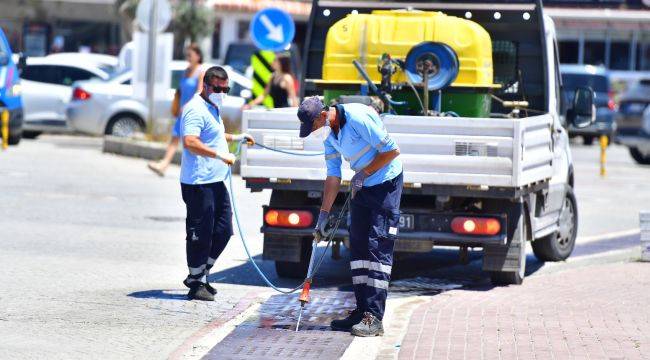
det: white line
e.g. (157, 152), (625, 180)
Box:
(577, 228), (640, 243)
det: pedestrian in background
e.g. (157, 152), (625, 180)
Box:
(180, 66), (254, 301)
(148, 43), (204, 177)
(242, 53), (299, 109)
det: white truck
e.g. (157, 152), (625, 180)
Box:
(240, 0), (595, 285)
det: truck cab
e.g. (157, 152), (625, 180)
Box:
(240, 0), (593, 285)
(0, 28), (23, 145)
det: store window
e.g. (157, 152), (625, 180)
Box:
(610, 42), (630, 70)
(559, 41), (579, 64)
(584, 41), (605, 66)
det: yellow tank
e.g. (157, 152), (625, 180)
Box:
(322, 10), (496, 88)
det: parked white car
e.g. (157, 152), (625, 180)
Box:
(67, 61), (252, 137)
(20, 56), (113, 135)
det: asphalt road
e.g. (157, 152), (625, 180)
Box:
(0, 135), (647, 359)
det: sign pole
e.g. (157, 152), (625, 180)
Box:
(145, 0), (159, 136)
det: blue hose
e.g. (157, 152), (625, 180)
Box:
(224, 141), (348, 294)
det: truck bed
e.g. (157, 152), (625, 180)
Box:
(241, 109), (553, 189)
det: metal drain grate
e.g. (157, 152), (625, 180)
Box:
(251, 290), (357, 330)
(389, 277), (464, 298)
(202, 326), (352, 360)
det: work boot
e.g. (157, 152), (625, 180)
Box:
(187, 283), (214, 301)
(351, 312), (384, 337)
(330, 308), (364, 331)
(183, 278), (217, 295)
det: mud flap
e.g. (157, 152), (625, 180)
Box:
(482, 202), (526, 274)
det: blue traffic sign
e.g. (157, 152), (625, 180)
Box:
(250, 8), (295, 52)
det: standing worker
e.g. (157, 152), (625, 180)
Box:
(243, 53), (299, 109)
(180, 66), (254, 301)
(148, 44), (204, 177)
(297, 97), (403, 336)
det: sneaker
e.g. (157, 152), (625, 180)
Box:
(350, 312), (384, 337)
(187, 283), (214, 301)
(330, 308), (364, 331)
(183, 278), (217, 295)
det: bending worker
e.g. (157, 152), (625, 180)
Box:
(180, 66), (253, 301)
(297, 97), (403, 337)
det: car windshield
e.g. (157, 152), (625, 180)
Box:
(562, 73), (609, 92)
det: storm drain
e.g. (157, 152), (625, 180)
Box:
(202, 326), (352, 360)
(202, 290), (356, 360)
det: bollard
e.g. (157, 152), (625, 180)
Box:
(641, 211), (650, 262)
(599, 134), (608, 177)
(1, 109), (9, 150)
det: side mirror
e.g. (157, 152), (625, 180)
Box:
(567, 86), (595, 129)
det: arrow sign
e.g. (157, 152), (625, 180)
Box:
(260, 14), (284, 43)
(250, 8), (295, 51)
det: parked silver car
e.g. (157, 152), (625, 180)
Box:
(20, 56), (114, 135)
(67, 62), (252, 137)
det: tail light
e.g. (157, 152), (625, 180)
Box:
(608, 90), (616, 111)
(73, 87), (91, 101)
(265, 209), (313, 228)
(451, 217), (501, 236)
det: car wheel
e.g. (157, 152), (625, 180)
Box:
(532, 187), (578, 262)
(7, 130), (21, 145)
(106, 115), (144, 137)
(629, 147), (650, 165)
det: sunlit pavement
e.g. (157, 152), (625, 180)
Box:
(0, 135), (647, 359)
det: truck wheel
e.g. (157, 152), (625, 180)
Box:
(582, 136), (594, 145)
(485, 204), (528, 286)
(532, 187), (577, 262)
(629, 147), (650, 165)
(274, 237), (313, 278)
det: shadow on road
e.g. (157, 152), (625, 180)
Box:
(127, 289), (188, 300)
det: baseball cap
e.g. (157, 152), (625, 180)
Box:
(297, 97), (325, 138)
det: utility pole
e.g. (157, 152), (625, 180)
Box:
(145, 0), (159, 135)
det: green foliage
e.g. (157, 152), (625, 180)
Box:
(173, 1), (213, 43)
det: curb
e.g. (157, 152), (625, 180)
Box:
(102, 135), (241, 174)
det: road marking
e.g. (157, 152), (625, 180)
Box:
(577, 228), (639, 243)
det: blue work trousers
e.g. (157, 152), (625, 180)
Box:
(181, 181), (233, 284)
(349, 172), (403, 320)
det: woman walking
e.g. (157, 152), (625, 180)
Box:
(148, 44), (204, 176)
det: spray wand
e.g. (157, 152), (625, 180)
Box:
(296, 239), (318, 331)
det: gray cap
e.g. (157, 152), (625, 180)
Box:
(297, 97), (325, 138)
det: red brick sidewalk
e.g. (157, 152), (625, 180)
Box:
(398, 262), (650, 360)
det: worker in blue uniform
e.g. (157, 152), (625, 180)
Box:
(297, 97), (403, 337)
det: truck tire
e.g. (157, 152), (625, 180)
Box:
(532, 186), (578, 262)
(274, 237), (313, 278)
(629, 147), (650, 165)
(484, 203), (527, 286)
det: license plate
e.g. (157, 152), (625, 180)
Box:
(399, 214), (414, 230)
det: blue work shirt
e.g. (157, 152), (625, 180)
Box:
(324, 103), (402, 187)
(180, 94), (230, 185)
